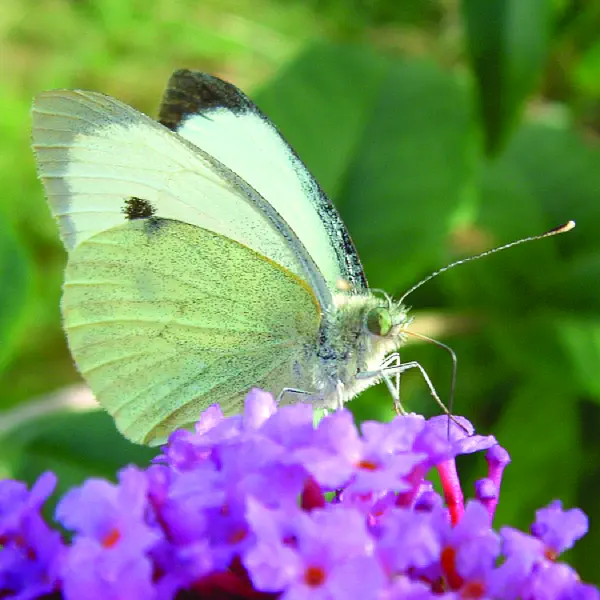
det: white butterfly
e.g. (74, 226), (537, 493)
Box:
(30, 70), (458, 444)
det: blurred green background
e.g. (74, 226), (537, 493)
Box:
(1, 0), (600, 584)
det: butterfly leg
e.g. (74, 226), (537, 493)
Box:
(356, 355), (407, 414)
(381, 352), (401, 408)
(277, 388), (313, 405)
(385, 360), (452, 416)
(358, 359), (450, 416)
(335, 381), (345, 410)
(369, 352), (404, 414)
(383, 362), (472, 434)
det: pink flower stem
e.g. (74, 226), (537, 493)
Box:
(437, 458), (464, 526)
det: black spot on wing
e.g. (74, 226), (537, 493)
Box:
(159, 69), (252, 131)
(123, 197), (156, 220)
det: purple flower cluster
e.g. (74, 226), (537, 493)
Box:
(0, 389), (597, 600)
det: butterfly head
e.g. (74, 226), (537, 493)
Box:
(362, 289), (411, 344)
(365, 306), (393, 337)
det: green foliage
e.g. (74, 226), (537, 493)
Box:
(0, 215), (31, 371)
(1, 0), (599, 584)
(461, 0), (555, 155)
(1, 409), (157, 513)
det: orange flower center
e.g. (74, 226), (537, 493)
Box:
(357, 459), (379, 471)
(228, 527), (248, 545)
(461, 581), (486, 599)
(544, 548), (558, 561)
(304, 565), (326, 587)
(102, 528), (121, 548)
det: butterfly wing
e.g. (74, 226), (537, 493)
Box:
(32, 89), (330, 305)
(158, 69), (367, 292)
(63, 218), (321, 445)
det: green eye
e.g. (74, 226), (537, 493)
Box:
(366, 307), (393, 337)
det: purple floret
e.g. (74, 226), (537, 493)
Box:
(0, 474), (64, 599)
(245, 502), (386, 599)
(530, 500), (588, 557)
(0, 473), (56, 539)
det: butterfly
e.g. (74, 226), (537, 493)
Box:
(30, 69), (460, 445)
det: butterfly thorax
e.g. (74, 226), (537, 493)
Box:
(304, 292), (411, 409)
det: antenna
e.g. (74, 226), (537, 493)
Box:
(399, 220), (575, 304)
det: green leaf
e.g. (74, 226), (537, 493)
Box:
(461, 0), (555, 155)
(556, 318), (600, 398)
(440, 147), (579, 320)
(571, 401), (600, 586)
(493, 379), (581, 530)
(573, 40), (600, 97)
(497, 122), (600, 255)
(339, 60), (475, 292)
(490, 121), (600, 314)
(0, 213), (31, 372)
(0, 409), (157, 505)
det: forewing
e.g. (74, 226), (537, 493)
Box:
(159, 69), (367, 291)
(62, 219), (321, 445)
(32, 89), (330, 305)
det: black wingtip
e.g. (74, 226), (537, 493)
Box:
(159, 70), (250, 131)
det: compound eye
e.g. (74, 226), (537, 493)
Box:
(366, 307), (393, 337)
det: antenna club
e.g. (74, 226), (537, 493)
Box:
(548, 220), (576, 234)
